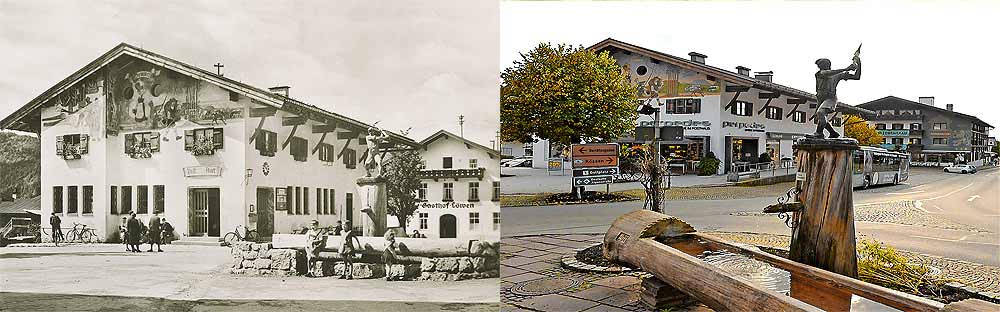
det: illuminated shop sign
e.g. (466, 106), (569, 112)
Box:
(876, 130), (909, 137)
(637, 120), (711, 131)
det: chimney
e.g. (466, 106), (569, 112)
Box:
(946, 104), (954, 111)
(918, 96), (935, 106)
(688, 52), (707, 64)
(736, 66), (751, 76)
(269, 86), (290, 97)
(754, 71), (774, 82)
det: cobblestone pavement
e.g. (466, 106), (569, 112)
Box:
(731, 200), (987, 232)
(501, 234), (712, 312)
(502, 233), (1000, 311)
(707, 232), (1000, 294)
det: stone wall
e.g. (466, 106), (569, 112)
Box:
(227, 242), (500, 281)
(229, 242), (305, 276)
(417, 256), (499, 281)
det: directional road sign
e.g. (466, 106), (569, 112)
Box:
(572, 156), (618, 168)
(573, 167), (620, 177)
(573, 175), (614, 186)
(571, 144), (618, 157)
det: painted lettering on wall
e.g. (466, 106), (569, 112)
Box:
(637, 119), (711, 131)
(418, 202), (476, 209)
(722, 121), (766, 132)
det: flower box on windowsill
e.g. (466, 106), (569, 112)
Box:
(192, 149), (216, 156)
(63, 153), (82, 160)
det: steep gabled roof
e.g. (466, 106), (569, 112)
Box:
(587, 38), (874, 116)
(858, 96), (994, 128)
(0, 43), (417, 147)
(421, 130), (500, 158)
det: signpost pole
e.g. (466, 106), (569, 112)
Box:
(652, 108), (661, 212)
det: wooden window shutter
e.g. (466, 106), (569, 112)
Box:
(286, 186), (294, 215)
(125, 134), (135, 154)
(255, 130), (266, 152)
(149, 132), (160, 152)
(79, 134), (89, 154)
(213, 128), (224, 150)
(268, 132), (277, 153)
(56, 135), (64, 156)
(184, 130), (194, 151)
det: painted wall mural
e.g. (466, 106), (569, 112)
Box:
(41, 77), (104, 129)
(106, 56), (243, 136)
(616, 53), (722, 99)
(40, 55), (243, 136)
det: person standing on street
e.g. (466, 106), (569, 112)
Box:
(147, 213), (163, 252)
(49, 212), (63, 246)
(126, 212), (142, 253)
(305, 220), (327, 277)
(339, 220), (360, 280)
(382, 230), (398, 281)
(119, 216), (130, 251)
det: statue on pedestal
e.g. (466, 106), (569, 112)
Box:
(809, 45), (861, 139)
(365, 126), (390, 178)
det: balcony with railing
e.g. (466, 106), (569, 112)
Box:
(870, 114), (924, 121)
(418, 167), (486, 181)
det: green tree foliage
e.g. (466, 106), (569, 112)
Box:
(501, 43), (637, 145)
(843, 114), (884, 146)
(0, 132), (40, 200)
(697, 152), (720, 176)
(383, 149), (424, 232)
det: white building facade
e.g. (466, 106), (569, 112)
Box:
(414, 131), (500, 240)
(529, 39), (863, 174)
(1, 44), (418, 242)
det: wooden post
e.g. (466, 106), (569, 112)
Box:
(790, 138), (859, 278)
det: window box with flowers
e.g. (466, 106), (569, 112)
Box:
(125, 132), (160, 158)
(56, 134), (89, 160)
(185, 128), (224, 156)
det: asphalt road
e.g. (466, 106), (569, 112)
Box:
(502, 167), (1000, 266)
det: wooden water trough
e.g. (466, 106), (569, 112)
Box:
(603, 210), (997, 312)
(271, 234), (499, 263)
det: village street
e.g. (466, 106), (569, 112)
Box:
(502, 166), (1000, 266)
(0, 244), (499, 310)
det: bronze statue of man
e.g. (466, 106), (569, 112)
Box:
(810, 46), (861, 139)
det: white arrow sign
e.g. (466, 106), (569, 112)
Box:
(967, 195), (981, 202)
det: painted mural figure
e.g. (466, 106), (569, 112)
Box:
(810, 45), (862, 139)
(365, 126), (390, 178)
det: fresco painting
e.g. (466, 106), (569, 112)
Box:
(617, 53), (722, 99)
(107, 57), (243, 135)
(41, 77), (105, 130)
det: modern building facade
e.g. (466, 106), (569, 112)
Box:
(530, 38), (868, 174)
(0, 43), (420, 242)
(858, 96), (995, 166)
(415, 130), (500, 240)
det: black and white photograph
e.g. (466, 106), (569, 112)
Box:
(0, 1), (499, 311)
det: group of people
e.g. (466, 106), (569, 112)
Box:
(119, 212), (174, 253)
(305, 220), (403, 281)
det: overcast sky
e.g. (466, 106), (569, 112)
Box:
(502, 1), (1000, 134)
(0, 0), (499, 145)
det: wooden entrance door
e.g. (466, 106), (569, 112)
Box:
(439, 214), (457, 238)
(256, 187), (274, 238)
(189, 188), (221, 237)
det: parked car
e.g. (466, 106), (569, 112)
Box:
(502, 158), (532, 167)
(944, 164), (977, 174)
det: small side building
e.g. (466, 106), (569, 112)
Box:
(414, 130), (500, 240)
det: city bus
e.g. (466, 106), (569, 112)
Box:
(852, 146), (910, 189)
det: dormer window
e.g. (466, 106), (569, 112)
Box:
(56, 134), (89, 160)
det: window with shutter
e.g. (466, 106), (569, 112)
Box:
(79, 134), (89, 154)
(184, 130), (194, 151)
(149, 133), (160, 152)
(56, 135), (64, 156)
(213, 128), (224, 150)
(267, 132), (277, 154)
(125, 134), (136, 155)
(343, 148), (356, 169)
